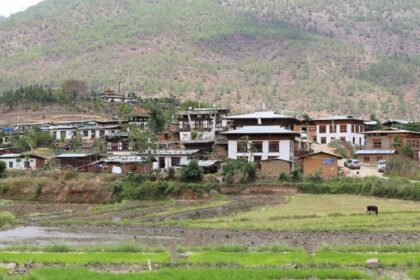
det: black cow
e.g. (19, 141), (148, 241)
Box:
(366, 205), (378, 215)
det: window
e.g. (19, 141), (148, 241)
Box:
(171, 157), (181, 166)
(321, 137), (327, 144)
(83, 130), (89, 137)
(269, 141), (279, 152)
(107, 142), (112, 150)
(253, 156), (262, 162)
(340, 125), (347, 133)
(100, 130), (105, 137)
(353, 137), (356, 144)
(364, 157), (370, 162)
(373, 139), (382, 149)
(319, 125), (326, 133)
(329, 125), (336, 133)
(340, 137), (346, 141)
(253, 142), (263, 153)
(117, 142), (123, 151)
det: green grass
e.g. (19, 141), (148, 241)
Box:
(409, 268), (420, 279)
(172, 194), (420, 232)
(0, 252), (170, 265)
(20, 268), (371, 280)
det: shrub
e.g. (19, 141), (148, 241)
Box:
(180, 160), (203, 182)
(290, 167), (303, 182)
(166, 167), (176, 180)
(0, 211), (14, 228)
(222, 159), (256, 183)
(278, 172), (290, 182)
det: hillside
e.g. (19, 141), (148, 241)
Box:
(0, 0), (418, 119)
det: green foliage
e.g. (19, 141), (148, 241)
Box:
(0, 211), (14, 228)
(116, 103), (134, 122)
(148, 106), (166, 135)
(222, 159), (256, 183)
(385, 156), (420, 180)
(290, 167), (303, 182)
(166, 167), (176, 180)
(297, 176), (420, 201)
(180, 161), (203, 182)
(0, 162), (5, 177)
(400, 143), (414, 158)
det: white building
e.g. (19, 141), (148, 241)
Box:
(314, 116), (366, 146)
(142, 149), (200, 170)
(222, 126), (299, 162)
(0, 154), (45, 170)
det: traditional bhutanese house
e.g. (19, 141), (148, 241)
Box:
(222, 126), (299, 162)
(297, 151), (340, 178)
(0, 148), (17, 155)
(99, 88), (140, 104)
(106, 131), (132, 153)
(363, 128), (420, 161)
(54, 153), (101, 171)
(91, 155), (152, 174)
(258, 158), (293, 178)
(141, 149), (200, 170)
(179, 160), (223, 174)
(224, 111), (299, 131)
(355, 149), (397, 164)
(129, 107), (150, 128)
(313, 115), (366, 146)
(0, 153), (46, 170)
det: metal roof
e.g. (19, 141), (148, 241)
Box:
(225, 111), (295, 120)
(355, 150), (396, 155)
(101, 155), (147, 163)
(222, 126), (298, 135)
(364, 129), (420, 135)
(142, 149), (200, 156)
(179, 160), (222, 167)
(55, 153), (97, 158)
(315, 115), (364, 121)
(0, 153), (22, 158)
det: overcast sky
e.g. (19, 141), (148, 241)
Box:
(0, 0), (44, 17)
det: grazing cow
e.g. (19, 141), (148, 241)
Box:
(366, 205), (378, 215)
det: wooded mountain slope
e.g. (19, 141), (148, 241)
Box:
(0, 0), (418, 119)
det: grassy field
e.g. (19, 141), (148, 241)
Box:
(14, 268), (371, 280)
(173, 194), (420, 232)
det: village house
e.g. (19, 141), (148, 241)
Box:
(360, 128), (420, 162)
(177, 107), (230, 142)
(0, 153), (46, 170)
(355, 150), (397, 164)
(314, 115), (366, 146)
(297, 151), (340, 179)
(222, 126), (299, 162)
(99, 88), (140, 104)
(224, 111), (300, 131)
(105, 131), (132, 153)
(91, 155), (152, 174)
(129, 107), (150, 128)
(141, 149), (200, 170)
(258, 158), (293, 178)
(54, 153), (101, 171)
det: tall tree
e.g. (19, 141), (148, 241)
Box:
(62, 80), (88, 105)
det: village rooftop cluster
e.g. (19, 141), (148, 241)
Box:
(0, 89), (419, 179)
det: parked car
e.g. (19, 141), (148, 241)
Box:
(345, 159), (361, 170)
(377, 160), (387, 173)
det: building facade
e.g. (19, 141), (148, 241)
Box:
(314, 116), (366, 146)
(222, 126), (298, 162)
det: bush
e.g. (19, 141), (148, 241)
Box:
(278, 172), (290, 182)
(290, 167), (303, 182)
(0, 211), (15, 228)
(222, 159), (256, 183)
(166, 167), (176, 180)
(180, 161), (203, 182)
(297, 176), (420, 201)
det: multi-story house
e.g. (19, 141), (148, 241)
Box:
(224, 111), (299, 130)
(314, 115), (366, 146)
(358, 128), (420, 162)
(177, 108), (230, 142)
(222, 126), (299, 162)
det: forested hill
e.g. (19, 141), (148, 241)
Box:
(0, 0), (418, 119)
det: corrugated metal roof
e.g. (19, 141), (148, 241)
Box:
(102, 155), (146, 163)
(355, 150), (396, 155)
(222, 126), (298, 135)
(143, 149), (200, 156)
(55, 153), (96, 158)
(316, 115), (364, 121)
(364, 129), (420, 135)
(225, 111), (295, 120)
(0, 153), (22, 158)
(180, 160), (222, 167)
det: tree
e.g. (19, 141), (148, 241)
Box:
(400, 143), (414, 158)
(0, 161), (6, 177)
(180, 160), (203, 182)
(116, 103), (134, 122)
(128, 125), (154, 153)
(62, 80), (88, 105)
(148, 106), (166, 134)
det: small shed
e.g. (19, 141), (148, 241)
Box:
(258, 158), (293, 178)
(54, 153), (101, 171)
(297, 151), (340, 178)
